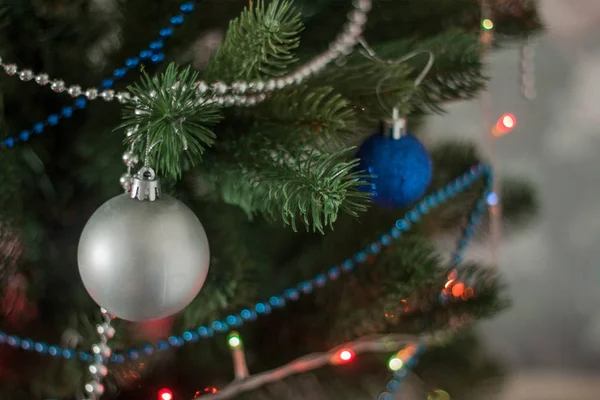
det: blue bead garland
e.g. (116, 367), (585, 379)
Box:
(1, 0), (201, 150)
(0, 165), (491, 364)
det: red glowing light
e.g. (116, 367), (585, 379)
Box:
(452, 282), (465, 298)
(493, 113), (517, 136)
(502, 114), (515, 128)
(335, 348), (355, 363)
(158, 388), (173, 400)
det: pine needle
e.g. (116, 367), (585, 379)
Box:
(120, 64), (221, 178)
(204, 0), (304, 81)
(214, 147), (371, 233)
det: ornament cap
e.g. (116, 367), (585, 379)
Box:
(130, 167), (161, 201)
(383, 116), (406, 139)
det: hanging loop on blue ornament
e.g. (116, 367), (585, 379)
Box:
(357, 37), (434, 138)
(358, 37), (434, 88)
(372, 50), (434, 117)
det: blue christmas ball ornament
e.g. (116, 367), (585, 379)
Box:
(357, 133), (432, 208)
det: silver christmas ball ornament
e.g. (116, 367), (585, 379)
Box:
(122, 151), (139, 167)
(77, 168), (210, 321)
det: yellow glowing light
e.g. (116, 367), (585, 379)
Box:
(388, 356), (404, 371)
(428, 389), (451, 400)
(482, 19), (494, 30)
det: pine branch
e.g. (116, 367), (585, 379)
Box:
(204, 0), (304, 82)
(211, 146), (370, 233)
(309, 53), (417, 120)
(322, 235), (443, 342)
(252, 87), (355, 147)
(319, 235), (507, 342)
(120, 64), (221, 178)
(311, 29), (484, 118)
(412, 30), (486, 111)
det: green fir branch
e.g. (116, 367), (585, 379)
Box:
(309, 49), (422, 121)
(120, 63), (221, 178)
(311, 29), (484, 118)
(204, 0), (304, 81)
(214, 147), (370, 233)
(252, 87), (355, 146)
(415, 30), (486, 111)
(365, 30), (485, 112)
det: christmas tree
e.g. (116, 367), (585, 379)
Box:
(0, 0), (541, 399)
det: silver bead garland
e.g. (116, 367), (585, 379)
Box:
(122, 151), (139, 167)
(82, 307), (114, 400)
(0, 0), (372, 110)
(0, 57), (131, 103)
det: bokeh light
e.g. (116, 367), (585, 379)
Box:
(482, 19), (494, 30)
(227, 332), (241, 348)
(388, 356), (404, 371)
(428, 389), (451, 400)
(493, 113), (517, 136)
(158, 388), (173, 400)
(332, 348), (355, 364)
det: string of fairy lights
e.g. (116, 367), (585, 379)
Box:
(0, 0), (528, 398)
(0, 161), (509, 400)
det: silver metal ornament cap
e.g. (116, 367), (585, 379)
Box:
(129, 167), (161, 201)
(383, 110), (406, 140)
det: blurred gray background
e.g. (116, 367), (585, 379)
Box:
(423, 1), (600, 398)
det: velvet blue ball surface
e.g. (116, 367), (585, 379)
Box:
(357, 133), (432, 208)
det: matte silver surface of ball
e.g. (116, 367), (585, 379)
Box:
(77, 194), (210, 322)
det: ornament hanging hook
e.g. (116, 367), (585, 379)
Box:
(358, 37), (434, 138)
(358, 37), (434, 88)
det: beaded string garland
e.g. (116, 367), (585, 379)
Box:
(82, 308), (115, 400)
(0, 0), (199, 149)
(0, 0), (373, 150)
(0, 0), (498, 397)
(0, 164), (493, 364)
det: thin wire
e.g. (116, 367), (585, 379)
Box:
(358, 37), (435, 87)
(478, 0), (501, 268)
(196, 334), (424, 400)
(358, 37), (435, 138)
